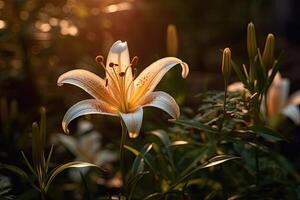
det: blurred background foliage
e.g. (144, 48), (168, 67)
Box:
(1, 0), (300, 199)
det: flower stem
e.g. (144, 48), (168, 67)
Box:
(120, 120), (127, 193)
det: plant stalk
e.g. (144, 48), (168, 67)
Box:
(120, 120), (127, 194)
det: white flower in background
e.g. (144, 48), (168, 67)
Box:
(56, 120), (118, 168)
(228, 72), (300, 125)
(58, 40), (189, 138)
(264, 72), (300, 124)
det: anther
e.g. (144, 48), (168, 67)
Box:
(109, 62), (115, 67)
(95, 55), (104, 63)
(109, 62), (119, 67)
(119, 72), (126, 77)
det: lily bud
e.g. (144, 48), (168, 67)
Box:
(166, 24), (178, 56)
(222, 48), (232, 83)
(247, 22), (258, 61)
(262, 33), (275, 70)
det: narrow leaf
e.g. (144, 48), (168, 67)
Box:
(174, 119), (218, 134)
(21, 151), (36, 176)
(45, 144), (54, 174)
(45, 161), (105, 192)
(247, 125), (285, 142)
(231, 60), (249, 88)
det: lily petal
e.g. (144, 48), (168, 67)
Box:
(119, 107), (143, 138)
(62, 99), (117, 134)
(267, 77), (290, 117)
(106, 40), (132, 86)
(58, 69), (117, 106)
(140, 91), (180, 119)
(56, 134), (78, 155)
(288, 90), (300, 106)
(282, 105), (300, 125)
(227, 82), (245, 92)
(132, 57), (188, 104)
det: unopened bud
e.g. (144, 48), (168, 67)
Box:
(95, 55), (104, 63)
(222, 48), (232, 82)
(262, 33), (275, 70)
(166, 24), (178, 56)
(247, 22), (258, 61)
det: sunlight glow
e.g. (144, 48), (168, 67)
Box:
(103, 2), (133, 13)
(0, 20), (6, 29)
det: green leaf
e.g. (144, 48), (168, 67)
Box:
(134, 144), (153, 174)
(170, 155), (240, 189)
(0, 164), (29, 179)
(124, 144), (156, 177)
(265, 52), (283, 92)
(128, 171), (150, 199)
(0, 164), (39, 191)
(149, 130), (172, 148)
(168, 140), (189, 147)
(124, 145), (140, 157)
(253, 50), (266, 92)
(174, 119), (218, 134)
(45, 161), (105, 192)
(247, 125), (285, 142)
(143, 193), (163, 200)
(45, 144), (54, 174)
(21, 151), (36, 176)
(148, 130), (176, 172)
(199, 155), (240, 168)
(231, 60), (249, 88)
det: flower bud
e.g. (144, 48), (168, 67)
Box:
(222, 48), (232, 82)
(166, 24), (178, 56)
(262, 33), (275, 70)
(247, 22), (258, 61)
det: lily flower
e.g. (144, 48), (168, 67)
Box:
(228, 72), (300, 125)
(264, 72), (300, 125)
(58, 40), (189, 138)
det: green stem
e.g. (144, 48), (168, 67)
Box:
(223, 87), (228, 114)
(120, 120), (127, 194)
(255, 146), (260, 185)
(41, 191), (46, 200)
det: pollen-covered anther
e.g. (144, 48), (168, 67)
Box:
(95, 55), (104, 63)
(109, 62), (119, 67)
(119, 72), (126, 77)
(109, 62), (114, 67)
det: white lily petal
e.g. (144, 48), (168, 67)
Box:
(288, 90), (300, 106)
(140, 91), (180, 119)
(55, 134), (78, 155)
(272, 71), (282, 84)
(227, 82), (245, 92)
(267, 77), (290, 117)
(132, 57), (189, 104)
(106, 40), (132, 85)
(62, 99), (117, 134)
(282, 105), (300, 125)
(57, 69), (117, 106)
(119, 107), (143, 138)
